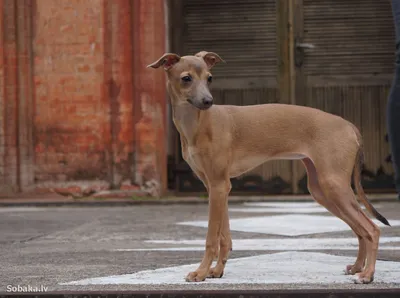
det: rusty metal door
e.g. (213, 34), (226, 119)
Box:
(292, 0), (396, 193)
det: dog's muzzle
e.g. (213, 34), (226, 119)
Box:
(201, 97), (213, 109)
(187, 98), (213, 110)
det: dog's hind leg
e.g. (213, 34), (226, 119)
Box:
(302, 157), (367, 276)
(313, 153), (380, 285)
(319, 177), (380, 283)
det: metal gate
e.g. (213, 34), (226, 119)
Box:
(167, 0), (396, 195)
(292, 0), (396, 193)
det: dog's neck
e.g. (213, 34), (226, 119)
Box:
(171, 100), (201, 143)
(168, 85), (202, 144)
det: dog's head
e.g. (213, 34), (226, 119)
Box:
(147, 51), (224, 110)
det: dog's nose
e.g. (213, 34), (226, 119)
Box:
(202, 97), (213, 108)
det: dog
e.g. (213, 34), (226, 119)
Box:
(148, 51), (390, 284)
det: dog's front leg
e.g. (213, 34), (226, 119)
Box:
(208, 200), (231, 278)
(185, 179), (231, 282)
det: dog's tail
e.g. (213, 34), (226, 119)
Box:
(352, 125), (391, 226)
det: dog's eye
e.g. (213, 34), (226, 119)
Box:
(207, 76), (212, 83)
(181, 76), (192, 83)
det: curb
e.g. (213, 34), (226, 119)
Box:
(0, 195), (397, 207)
(1, 289), (400, 298)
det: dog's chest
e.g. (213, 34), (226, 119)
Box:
(183, 146), (203, 170)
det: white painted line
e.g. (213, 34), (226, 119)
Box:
(243, 202), (321, 208)
(61, 251), (400, 285)
(242, 202), (380, 210)
(147, 237), (400, 246)
(230, 207), (328, 214)
(234, 203), (378, 214)
(0, 207), (49, 213)
(115, 237), (400, 251)
(178, 215), (400, 236)
(119, 246), (400, 252)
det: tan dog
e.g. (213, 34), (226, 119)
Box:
(148, 51), (390, 284)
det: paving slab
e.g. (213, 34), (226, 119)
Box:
(0, 200), (400, 297)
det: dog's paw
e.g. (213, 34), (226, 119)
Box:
(185, 270), (207, 282)
(207, 266), (224, 278)
(344, 264), (362, 275)
(352, 272), (374, 284)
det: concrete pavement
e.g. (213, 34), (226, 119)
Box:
(0, 199), (400, 296)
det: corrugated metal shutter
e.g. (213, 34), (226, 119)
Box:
(182, 0), (277, 80)
(175, 1), (293, 194)
(297, 0), (396, 193)
(303, 0), (394, 77)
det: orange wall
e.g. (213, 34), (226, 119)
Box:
(0, 0), (167, 196)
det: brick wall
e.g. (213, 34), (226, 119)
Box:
(0, 0), (167, 197)
(132, 0), (167, 195)
(102, 0), (135, 188)
(33, 0), (108, 183)
(0, 0), (33, 194)
(1, 0), (18, 193)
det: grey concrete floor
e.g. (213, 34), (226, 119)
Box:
(0, 201), (400, 292)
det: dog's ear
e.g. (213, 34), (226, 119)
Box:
(147, 53), (181, 71)
(195, 51), (225, 69)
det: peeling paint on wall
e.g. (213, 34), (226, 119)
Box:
(0, 0), (168, 197)
(134, 92), (163, 197)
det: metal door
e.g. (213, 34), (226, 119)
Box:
(292, 0), (396, 193)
